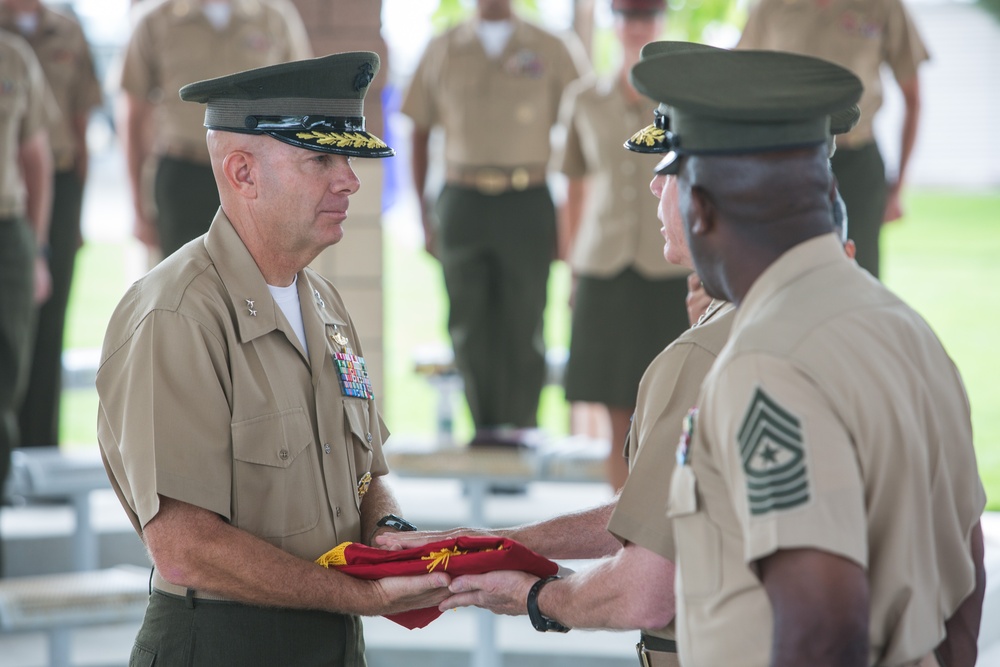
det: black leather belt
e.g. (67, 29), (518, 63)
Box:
(637, 633), (678, 667)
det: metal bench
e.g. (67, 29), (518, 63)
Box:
(0, 565), (150, 667)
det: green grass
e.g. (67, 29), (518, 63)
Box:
(59, 189), (1000, 509)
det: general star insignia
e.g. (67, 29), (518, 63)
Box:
(737, 387), (809, 516)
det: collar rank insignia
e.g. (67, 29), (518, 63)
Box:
(357, 471), (372, 499)
(737, 387), (809, 516)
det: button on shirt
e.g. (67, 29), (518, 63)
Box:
(97, 210), (389, 560)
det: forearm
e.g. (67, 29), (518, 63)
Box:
(19, 130), (53, 245)
(936, 520), (986, 667)
(896, 77), (922, 187)
(559, 177), (586, 261)
(537, 543), (674, 631)
(359, 475), (404, 546)
(145, 496), (386, 615)
(117, 93), (153, 214)
(507, 500), (621, 559)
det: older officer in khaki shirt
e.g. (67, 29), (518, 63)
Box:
(117, 0), (311, 258)
(402, 0), (588, 442)
(630, 47), (986, 667)
(1, 0), (103, 449)
(737, 0), (929, 278)
(97, 53), (450, 664)
(0, 27), (52, 574)
(559, 0), (690, 490)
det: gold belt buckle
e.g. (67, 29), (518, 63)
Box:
(636, 641), (652, 667)
(474, 168), (508, 195)
(510, 167), (530, 191)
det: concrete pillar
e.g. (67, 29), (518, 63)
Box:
(290, 0), (388, 397)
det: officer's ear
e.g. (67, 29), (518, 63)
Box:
(688, 184), (717, 238)
(223, 150), (257, 199)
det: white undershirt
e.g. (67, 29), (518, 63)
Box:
(476, 19), (514, 59)
(203, 2), (233, 31)
(268, 277), (308, 357)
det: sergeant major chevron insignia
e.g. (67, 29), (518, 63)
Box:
(737, 387), (809, 516)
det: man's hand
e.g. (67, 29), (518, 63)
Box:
(883, 181), (903, 223)
(373, 571), (453, 615)
(375, 527), (497, 551)
(33, 256), (52, 304)
(133, 210), (159, 249)
(441, 570), (538, 616)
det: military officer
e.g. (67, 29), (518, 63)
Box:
(558, 0), (690, 490)
(630, 47), (986, 666)
(401, 0), (589, 443)
(0, 27), (52, 575)
(116, 0), (312, 258)
(96, 53), (450, 664)
(737, 0), (930, 278)
(1, 0), (103, 448)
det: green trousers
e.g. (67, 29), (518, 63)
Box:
(831, 141), (887, 278)
(154, 156), (221, 258)
(132, 591), (366, 666)
(19, 170), (85, 447)
(435, 184), (556, 429)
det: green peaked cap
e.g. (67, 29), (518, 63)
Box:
(179, 51), (393, 158)
(628, 47), (863, 174)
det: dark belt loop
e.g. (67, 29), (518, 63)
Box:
(185, 588), (196, 609)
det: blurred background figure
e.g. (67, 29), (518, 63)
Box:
(401, 0), (590, 447)
(115, 0), (311, 260)
(557, 0), (689, 490)
(2, 0), (103, 449)
(737, 0), (929, 278)
(0, 27), (53, 575)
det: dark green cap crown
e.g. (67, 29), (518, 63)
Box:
(629, 48), (862, 174)
(179, 51), (393, 158)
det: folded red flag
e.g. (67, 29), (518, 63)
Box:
(315, 535), (558, 629)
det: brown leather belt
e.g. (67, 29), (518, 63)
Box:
(152, 570), (232, 602)
(445, 165), (547, 195)
(637, 634), (679, 667)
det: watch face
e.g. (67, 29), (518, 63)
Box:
(378, 514), (417, 532)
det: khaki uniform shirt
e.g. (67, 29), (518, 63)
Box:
(97, 210), (389, 562)
(401, 16), (588, 169)
(0, 5), (101, 171)
(118, 0), (312, 163)
(606, 300), (735, 643)
(737, 0), (929, 147)
(669, 234), (985, 667)
(558, 74), (688, 279)
(0, 30), (48, 218)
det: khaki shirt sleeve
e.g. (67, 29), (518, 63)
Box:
(118, 14), (157, 99)
(19, 41), (48, 141)
(399, 36), (442, 130)
(705, 352), (868, 568)
(608, 342), (714, 558)
(882, 0), (929, 84)
(68, 22), (104, 114)
(97, 309), (235, 529)
(556, 83), (587, 178)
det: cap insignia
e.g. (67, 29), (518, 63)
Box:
(296, 130), (388, 151)
(354, 62), (374, 91)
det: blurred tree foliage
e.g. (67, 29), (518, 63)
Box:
(979, 0), (1000, 23)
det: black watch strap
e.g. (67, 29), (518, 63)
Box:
(526, 575), (570, 633)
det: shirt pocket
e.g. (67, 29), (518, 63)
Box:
(231, 408), (319, 538)
(344, 399), (374, 510)
(668, 465), (722, 597)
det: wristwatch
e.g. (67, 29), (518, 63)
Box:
(526, 576), (570, 633)
(375, 514), (417, 533)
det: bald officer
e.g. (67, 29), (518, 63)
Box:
(1, 0), (103, 448)
(117, 0), (311, 258)
(558, 0), (690, 490)
(401, 0), (588, 444)
(630, 48), (986, 666)
(0, 28), (52, 575)
(96, 53), (450, 664)
(737, 0), (929, 278)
